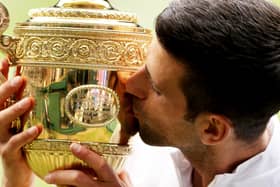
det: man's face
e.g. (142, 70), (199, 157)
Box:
(126, 38), (198, 148)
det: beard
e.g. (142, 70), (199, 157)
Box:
(132, 100), (171, 146)
(137, 120), (170, 146)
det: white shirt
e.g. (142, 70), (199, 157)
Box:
(124, 115), (280, 187)
(208, 115), (280, 187)
(124, 134), (182, 187)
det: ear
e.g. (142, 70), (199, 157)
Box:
(196, 114), (233, 145)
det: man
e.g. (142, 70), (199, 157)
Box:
(1, 0), (280, 186)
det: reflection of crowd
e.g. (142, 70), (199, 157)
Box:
(36, 69), (122, 135)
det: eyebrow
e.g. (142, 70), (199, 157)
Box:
(144, 64), (163, 93)
(144, 65), (152, 79)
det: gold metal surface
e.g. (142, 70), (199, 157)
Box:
(65, 84), (120, 127)
(0, 0), (151, 70)
(22, 67), (123, 143)
(0, 3), (18, 62)
(58, 0), (112, 9)
(24, 139), (130, 178)
(0, 2), (9, 33)
(0, 0), (151, 183)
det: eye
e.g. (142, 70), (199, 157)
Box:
(151, 82), (162, 95)
(144, 65), (162, 96)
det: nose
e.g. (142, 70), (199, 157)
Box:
(126, 66), (148, 99)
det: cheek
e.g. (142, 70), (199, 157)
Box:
(143, 95), (185, 124)
(154, 96), (185, 117)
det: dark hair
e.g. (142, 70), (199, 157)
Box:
(156, 0), (280, 142)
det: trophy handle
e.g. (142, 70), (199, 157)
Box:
(0, 2), (18, 64)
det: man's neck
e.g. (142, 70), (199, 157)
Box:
(184, 127), (272, 187)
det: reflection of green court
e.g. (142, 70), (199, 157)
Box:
(39, 119), (118, 143)
(38, 79), (86, 135)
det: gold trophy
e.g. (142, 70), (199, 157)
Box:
(0, 0), (152, 185)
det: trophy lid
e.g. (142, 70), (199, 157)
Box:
(23, 0), (148, 33)
(1, 0), (152, 71)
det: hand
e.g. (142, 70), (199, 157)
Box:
(44, 143), (132, 187)
(113, 71), (139, 145)
(0, 59), (42, 187)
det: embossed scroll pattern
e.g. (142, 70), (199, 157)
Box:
(16, 36), (148, 69)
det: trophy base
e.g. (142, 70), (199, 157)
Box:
(23, 139), (131, 180)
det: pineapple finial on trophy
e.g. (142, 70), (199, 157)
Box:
(56, 0), (113, 9)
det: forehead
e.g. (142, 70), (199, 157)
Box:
(146, 38), (186, 86)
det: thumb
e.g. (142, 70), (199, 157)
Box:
(118, 171), (133, 187)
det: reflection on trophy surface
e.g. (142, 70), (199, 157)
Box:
(0, 0), (152, 184)
(22, 67), (131, 178)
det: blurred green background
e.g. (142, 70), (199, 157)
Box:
(0, 0), (280, 186)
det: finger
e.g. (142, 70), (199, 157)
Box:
(119, 113), (139, 145)
(14, 77), (27, 100)
(0, 58), (9, 78)
(0, 76), (25, 104)
(118, 171), (133, 186)
(115, 71), (140, 145)
(44, 170), (97, 187)
(70, 143), (118, 182)
(118, 93), (139, 145)
(108, 71), (117, 89)
(3, 125), (42, 156)
(117, 71), (134, 84)
(0, 97), (35, 130)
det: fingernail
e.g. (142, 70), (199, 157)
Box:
(70, 143), (81, 153)
(44, 174), (52, 183)
(11, 76), (22, 87)
(18, 97), (31, 109)
(27, 126), (38, 135)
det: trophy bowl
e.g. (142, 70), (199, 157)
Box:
(23, 139), (131, 178)
(0, 0), (152, 182)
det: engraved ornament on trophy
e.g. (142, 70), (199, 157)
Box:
(0, 0), (152, 186)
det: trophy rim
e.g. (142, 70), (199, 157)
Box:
(23, 138), (132, 155)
